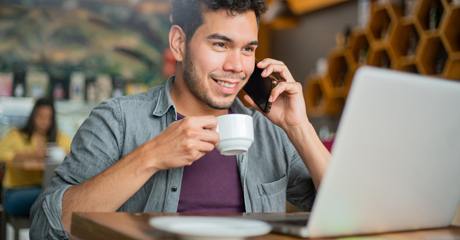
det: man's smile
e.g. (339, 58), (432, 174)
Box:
(216, 80), (237, 88)
(212, 77), (241, 94)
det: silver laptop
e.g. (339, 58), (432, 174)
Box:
(246, 66), (460, 238)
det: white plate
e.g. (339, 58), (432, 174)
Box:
(149, 216), (272, 240)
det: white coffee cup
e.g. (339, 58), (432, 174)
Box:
(47, 146), (66, 162)
(216, 114), (254, 156)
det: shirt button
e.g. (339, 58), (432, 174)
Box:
(171, 186), (178, 192)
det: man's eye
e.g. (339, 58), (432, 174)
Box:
(244, 47), (254, 52)
(214, 42), (225, 48)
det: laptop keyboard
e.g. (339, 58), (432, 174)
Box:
(269, 218), (309, 226)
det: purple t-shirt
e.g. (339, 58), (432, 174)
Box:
(176, 112), (245, 213)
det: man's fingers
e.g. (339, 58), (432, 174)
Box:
(269, 81), (303, 103)
(180, 116), (220, 145)
(182, 115), (218, 129)
(257, 58), (284, 68)
(262, 64), (293, 82)
(257, 59), (294, 82)
(197, 141), (217, 153)
(199, 129), (220, 146)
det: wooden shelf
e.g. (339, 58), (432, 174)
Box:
(286, 0), (351, 15)
(349, 28), (370, 65)
(389, 22), (420, 61)
(305, 76), (344, 116)
(445, 0), (460, 8)
(368, 2), (403, 42)
(395, 62), (420, 73)
(306, 0), (460, 116)
(415, 0), (446, 32)
(371, 40), (389, 51)
(441, 5), (460, 53)
(417, 36), (448, 75)
(368, 44), (394, 69)
(323, 47), (354, 98)
(444, 52), (460, 79)
(267, 17), (300, 29)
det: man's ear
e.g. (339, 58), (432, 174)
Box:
(169, 25), (186, 62)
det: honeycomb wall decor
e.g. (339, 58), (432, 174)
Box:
(305, 0), (460, 117)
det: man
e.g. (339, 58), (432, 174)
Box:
(30, 0), (330, 239)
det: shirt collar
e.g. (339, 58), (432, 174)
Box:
(152, 75), (176, 117)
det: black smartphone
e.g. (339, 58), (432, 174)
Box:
(243, 60), (279, 113)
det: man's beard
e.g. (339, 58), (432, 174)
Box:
(182, 49), (246, 110)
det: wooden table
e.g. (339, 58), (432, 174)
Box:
(5, 160), (60, 190)
(71, 212), (460, 240)
(6, 159), (45, 170)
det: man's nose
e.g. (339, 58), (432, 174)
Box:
(223, 52), (244, 73)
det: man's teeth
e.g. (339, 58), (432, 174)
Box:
(217, 80), (236, 88)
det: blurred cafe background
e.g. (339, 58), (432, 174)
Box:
(0, 0), (173, 140)
(0, 0), (459, 239)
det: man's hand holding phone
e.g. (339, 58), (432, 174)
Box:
(243, 58), (309, 132)
(244, 59), (330, 191)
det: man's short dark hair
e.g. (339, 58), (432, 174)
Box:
(171, 0), (267, 43)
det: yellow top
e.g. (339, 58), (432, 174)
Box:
(0, 128), (71, 189)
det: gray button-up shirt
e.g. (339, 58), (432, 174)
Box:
(30, 76), (316, 239)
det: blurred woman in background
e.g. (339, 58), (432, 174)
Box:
(0, 98), (71, 216)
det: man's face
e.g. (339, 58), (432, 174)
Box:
(182, 7), (258, 110)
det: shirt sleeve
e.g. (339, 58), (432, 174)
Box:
(29, 98), (125, 239)
(284, 135), (317, 212)
(0, 129), (22, 163)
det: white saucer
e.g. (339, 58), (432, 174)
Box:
(149, 216), (272, 240)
